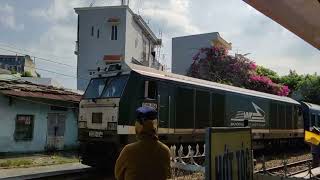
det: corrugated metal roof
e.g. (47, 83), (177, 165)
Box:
(302, 102), (320, 111)
(128, 63), (300, 105)
(0, 80), (81, 103)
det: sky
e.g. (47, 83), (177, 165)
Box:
(0, 0), (319, 89)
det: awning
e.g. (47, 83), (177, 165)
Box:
(243, 0), (320, 50)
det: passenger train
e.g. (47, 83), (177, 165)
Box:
(78, 62), (320, 168)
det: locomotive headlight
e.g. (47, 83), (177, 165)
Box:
(107, 122), (117, 130)
(79, 121), (87, 128)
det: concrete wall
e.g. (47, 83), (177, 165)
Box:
(76, 6), (159, 91)
(77, 7), (127, 90)
(0, 94), (78, 153)
(24, 57), (37, 77)
(171, 32), (219, 75)
(125, 11), (153, 66)
(21, 77), (63, 88)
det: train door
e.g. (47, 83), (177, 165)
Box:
(311, 113), (316, 127)
(158, 83), (170, 134)
(212, 92), (225, 127)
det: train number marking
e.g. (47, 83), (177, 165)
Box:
(88, 131), (103, 138)
(142, 102), (157, 109)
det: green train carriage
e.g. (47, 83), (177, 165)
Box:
(78, 62), (304, 168)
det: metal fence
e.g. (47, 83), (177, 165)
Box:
(169, 145), (320, 180)
(170, 144), (205, 173)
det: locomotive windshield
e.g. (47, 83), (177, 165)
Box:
(84, 75), (128, 99)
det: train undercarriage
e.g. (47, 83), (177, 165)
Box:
(79, 130), (305, 168)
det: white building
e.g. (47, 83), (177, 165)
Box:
(74, 5), (163, 90)
(21, 77), (63, 88)
(171, 32), (232, 76)
(0, 55), (37, 77)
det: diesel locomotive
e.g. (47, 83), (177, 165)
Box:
(78, 62), (316, 168)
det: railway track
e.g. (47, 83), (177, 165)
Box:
(255, 159), (312, 176)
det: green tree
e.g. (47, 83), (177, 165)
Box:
(280, 70), (304, 92)
(10, 70), (17, 74)
(256, 66), (280, 83)
(296, 74), (320, 104)
(21, 71), (33, 77)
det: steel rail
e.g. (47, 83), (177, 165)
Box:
(254, 158), (312, 174)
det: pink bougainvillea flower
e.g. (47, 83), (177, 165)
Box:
(249, 63), (257, 70)
(189, 46), (290, 97)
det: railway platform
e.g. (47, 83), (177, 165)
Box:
(0, 162), (91, 180)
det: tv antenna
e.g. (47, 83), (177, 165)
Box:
(89, 0), (96, 7)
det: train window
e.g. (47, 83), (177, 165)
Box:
(144, 81), (157, 99)
(84, 78), (106, 99)
(195, 90), (210, 128)
(102, 76), (128, 98)
(92, 112), (103, 124)
(311, 114), (316, 127)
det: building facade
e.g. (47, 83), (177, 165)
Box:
(0, 55), (37, 77)
(75, 5), (162, 90)
(0, 80), (81, 153)
(21, 77), (63, 88)
(0, 68), (11, 75)
(171, 32), (232, 75)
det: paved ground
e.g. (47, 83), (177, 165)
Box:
(0, 162), (90, 179)
(0, 152), (115, 180)
(0, 152), (79, 169)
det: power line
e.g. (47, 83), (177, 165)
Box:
(36, 67), (78, 79)
(3, 58), (88, 81)
(0, 46), (76, 68)
(21, 64), (90, 81)
(0, 47), (92, 81)
(0, 42), (75, 60)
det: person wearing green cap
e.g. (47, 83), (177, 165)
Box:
(114, 106), (171, 180)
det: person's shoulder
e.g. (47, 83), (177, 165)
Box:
(157, 141), (170, 152)
(122, 142), (139, 152)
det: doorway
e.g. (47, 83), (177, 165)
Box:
(46, 113), (66, 150)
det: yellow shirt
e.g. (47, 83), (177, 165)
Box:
(115, 137), (171, 180)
